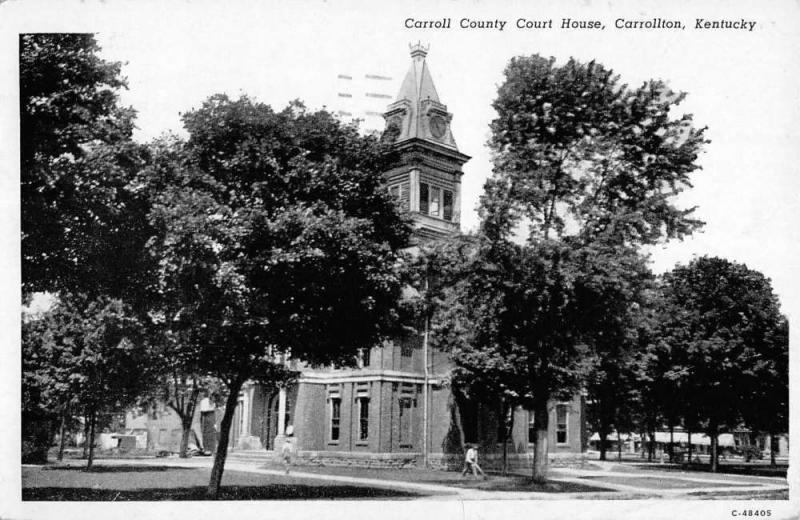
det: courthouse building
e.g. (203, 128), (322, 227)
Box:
(222, 44), (586, 469)
(127, 45), (585, 468)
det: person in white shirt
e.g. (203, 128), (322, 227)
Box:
(282, 425), (295, 474)
(460, 444), (487, 479)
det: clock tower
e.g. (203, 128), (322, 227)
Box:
(383, 44), (470, 242)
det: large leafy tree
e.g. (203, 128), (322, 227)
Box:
(149, 95), (409, 497)
(20, 33), (149, 298)
(745, 316), (788, 466)
(584, 293), (652, 462)
(24, 294), (149, 469)
(20, 33), (155, 462)
(22, 311), (69, 463)
(422, 238), (534, 473)
(116, 135), (222, 459)
(656, 257), (788, 471)
(447, 54), (707, 482)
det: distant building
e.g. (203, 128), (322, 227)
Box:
(333, 71), (394, 134)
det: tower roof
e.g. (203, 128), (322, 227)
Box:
(384, 44), (460, 151)
(395, 43), (440, 104)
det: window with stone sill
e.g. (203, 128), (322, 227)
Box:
(357, 397), (369, 441)
(556, 404), (568, 444)
(399, 397), (415, 446)
(330, 397), (341, 442)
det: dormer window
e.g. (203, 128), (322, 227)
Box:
(419, 182), (453, 221)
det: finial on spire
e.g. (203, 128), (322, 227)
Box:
(409, 41), (429, 61)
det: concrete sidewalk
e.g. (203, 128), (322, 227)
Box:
(93, 457), (606, 500)
(94, 456), (788, 500)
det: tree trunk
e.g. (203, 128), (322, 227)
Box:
(501, 403), (508, 476)
(502, 403), (514, 476)
(82, 413), (90, 459)
(451, 393), (466, 452)
(175, 384), (201, 458)
(57, 409), (67, 462)
(179, 419), (193, 458)
(687, 430), (693, 465)
(668, 423), (674, 463)
(769, 433), (776, 467)
(616, 430), (622, 461)
(86, 410), (97, 471)
(532, 400), (549, 483)
(598, 423), (608, 461)
(207, 378), (243, 499)
(640, 429), (646, 459)
(709, 427), (718, 473)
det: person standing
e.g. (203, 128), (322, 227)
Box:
(282, 426), (295, 474)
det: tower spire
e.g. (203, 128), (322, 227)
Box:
(409, 41), (429, 61)
(381, 46), (470, 243)
(385, 44), (462, 148)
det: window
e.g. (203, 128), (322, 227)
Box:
(443, 190), (453, 221)
(430, 186), (441, 217)
(399, 398), (414, 445)
(330, 398), (341, 441)
(400, 340), (413, 357)
(389, 184), (400, 201)
(418, 182), (453, 221)
(360, 348), (371, 368)
(357, 397), (370, 441)
(556, 404), (568, 444)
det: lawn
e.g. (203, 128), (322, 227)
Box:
(257, 463), (613, 494)
(610, 462), (788, 482)
(689, 489), (790, 500)
(22, 464), (429, 500)
(579, 475), (753, 489)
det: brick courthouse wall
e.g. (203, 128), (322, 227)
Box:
(282, 376), (585, 470)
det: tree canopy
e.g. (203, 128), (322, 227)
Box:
(149, 95), (411, 496)
(483, 55), (707, 245)
(653, 257), (788, 470)
(20, 33), (151, 301)
(23, 294), (150, 468)
(433, 54), (708, 481)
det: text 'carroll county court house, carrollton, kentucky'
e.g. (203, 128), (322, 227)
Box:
(127, 44), (586, 470)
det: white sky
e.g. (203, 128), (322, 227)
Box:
(66, 0), (799, 320)
(1, 1), (800, 518)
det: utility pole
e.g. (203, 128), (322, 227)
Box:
(422, 274), (430, 468)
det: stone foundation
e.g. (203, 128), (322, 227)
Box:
(429, 452), (586, 472)
(288, 450), (587, 471)
(235, 435), (263, 451)
(295, 450), (421, 469)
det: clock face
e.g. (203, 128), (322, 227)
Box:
(429, 115), (446, 139)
